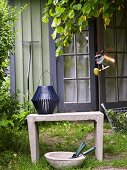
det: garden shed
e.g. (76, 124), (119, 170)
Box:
(10, 0), (127, 112)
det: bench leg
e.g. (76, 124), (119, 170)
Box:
(27, 117), (39, 163)
(94, 118), (103, 161)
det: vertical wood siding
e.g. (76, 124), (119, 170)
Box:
(14, 0), (50, 102)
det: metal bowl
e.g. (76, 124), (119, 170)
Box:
(44, 151), (85, 169)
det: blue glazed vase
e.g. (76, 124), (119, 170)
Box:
(31, 86), (59, 114)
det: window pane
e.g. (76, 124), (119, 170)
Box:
(63, 39), (74, 54)
(64, 56), (76, 78)
(116, 29), (126, 52)
(118, 54), (127, 76)
(104, 28), (115, 52)
(118, 78), (127, 101)
(77, 55), (90, 78)
(116, 10), (125, 27)
(76, 31), (89, 53)
(78, 80), (91, 103)
(106, 78), (117, 102)
(64, 80), (76, 102)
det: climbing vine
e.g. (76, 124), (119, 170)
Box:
(42, 0), (125, 56)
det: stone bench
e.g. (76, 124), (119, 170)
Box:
(27, 111), (104, 163)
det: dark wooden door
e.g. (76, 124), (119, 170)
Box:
(57, 23), (97, 112)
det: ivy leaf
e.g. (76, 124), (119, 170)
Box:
(83, 2), (91, 15)
(64, 29), (68, 36)
(42, 15), (49, 23)
(53, 0), (58, 5)
(65, 0), (69, 2)
(68, 10), (74, 18)
(51, 17), (61, 27)
(56, 39), (63, 47)
(49, 9), (54, 16)
(104, 17), (110, 28)
(56, 46), (63, 57)
(51, 30), (57, 39)
(73, 4), (82, 10)
(55, 7), (65, 17)
(62, 0), (68, 3)
(61, 12), (68, 21)
(55, 37), (62, 44)
(56, 26), (64, 33)
(48, 0), (53, 5)
(78, 17), (83, 25)
(103, 2), (109, 11)
(82, 15), (86, 21)
(66, 21), (71, 29)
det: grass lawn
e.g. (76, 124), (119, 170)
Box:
(1, 121), (127, 170)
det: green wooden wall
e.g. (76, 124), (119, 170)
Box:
(14, 0), (50, 102)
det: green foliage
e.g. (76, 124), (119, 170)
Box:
(42, 0), (125, 56)
(1, 122), (127, 169)
(107, 109), (127, 133)
(0, 128), (29, 153)
(0, 1), (27, 87)
(0, 0), (18, 87)
(0, 78), (33, 130)
(0, 78), (33, 155)
(0, 151), (17, 167)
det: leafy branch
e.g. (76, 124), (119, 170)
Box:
(0, 0), (27, 87)
(42, 0), (125, 56)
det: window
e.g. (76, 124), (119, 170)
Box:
(63, 30), (91, 103)
(102, 5), (127, 108)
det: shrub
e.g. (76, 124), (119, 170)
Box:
(0, 77), (33, 130)
(107, 109), (127, 133)
(0, 78), (33, 152)
(0, 0), (27, 87)
(0, 0), (18, 87)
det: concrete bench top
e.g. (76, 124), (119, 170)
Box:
(27, 111), (103, 121)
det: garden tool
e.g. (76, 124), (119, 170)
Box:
(82, 146), (96, 156)
(72, 141), (86, 158)
(101, 103), (115, 132)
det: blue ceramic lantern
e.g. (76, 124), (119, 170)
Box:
(31, 86), (59, 114)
